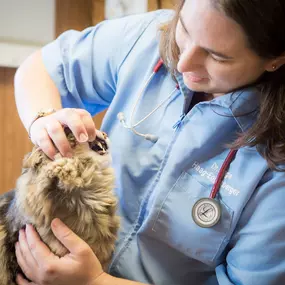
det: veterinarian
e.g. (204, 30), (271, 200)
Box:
(14, 0), (285, 284)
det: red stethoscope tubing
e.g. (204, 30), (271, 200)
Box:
(153, 58), (164, 73)
(210, 149), (238, 199)
(153, 58), (179, 89)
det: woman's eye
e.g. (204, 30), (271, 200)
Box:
(211, 54), (227, 63)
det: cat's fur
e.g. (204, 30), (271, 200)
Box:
(0, 129), (119, 284)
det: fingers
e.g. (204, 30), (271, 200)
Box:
(16, 225), (58, 284)
(25, 224), (54, 262)
(30, 108), (97, 159)
(15, 243), (30, 280)
(16, 274), (37, 285)
(54, 109), (96, 143)
(16, 230), (38, 280)
(77, 110), (96, 142)
(54, 109), (88, 143)
(35, 128), (58, 160)
(51, 218), (91, 256)
(45, 120), (72, 157)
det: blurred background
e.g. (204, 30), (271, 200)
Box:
(0, 0), (175, 194)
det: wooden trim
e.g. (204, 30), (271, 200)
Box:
(148, 0), (160, 11)
(55, 0), (107, 127)
(0, 67), (33, 193)
(148, 0), (175, 11)
(55, 0), (93, 37)
(92, 0), (105, 26)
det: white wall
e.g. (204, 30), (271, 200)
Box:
(0, 0), (55, 67)
(105, 0), (147, 19)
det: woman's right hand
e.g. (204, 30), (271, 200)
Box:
(29, 108), (96, 160)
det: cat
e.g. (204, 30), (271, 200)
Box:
(0, 129), (119, 284)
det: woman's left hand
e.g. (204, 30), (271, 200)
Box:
(15, 218), (104, 285)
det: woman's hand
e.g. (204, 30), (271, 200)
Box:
(29, 108), (96, 159)
(15, 218), (104, 285)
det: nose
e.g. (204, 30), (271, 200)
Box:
(177, 45), (205, 73)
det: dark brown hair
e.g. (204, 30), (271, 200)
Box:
(160, 0), (285, 171)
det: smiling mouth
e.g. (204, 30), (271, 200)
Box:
(184, 73), (207, 83)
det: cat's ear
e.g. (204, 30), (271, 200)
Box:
(45, 156), (85, 189)
(22, 147), (49, 170)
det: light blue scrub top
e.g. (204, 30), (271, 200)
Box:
(42, 10), (285, 285)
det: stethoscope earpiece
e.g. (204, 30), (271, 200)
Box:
(117, 112), (128, 127)
(144, 134), (158, 143)
(117, 112), (125, 122)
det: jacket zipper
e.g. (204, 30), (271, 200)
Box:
(172, 113), (186, 129)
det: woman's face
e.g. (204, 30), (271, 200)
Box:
(175, 0), (273, 97)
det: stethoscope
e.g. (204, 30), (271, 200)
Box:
(117, 58), (238, 228)
(192, 149), (237, 228)
(117, 59), (179, 143)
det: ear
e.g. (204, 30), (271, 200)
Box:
(45, 157), (85, 189)
(22, 147), (49, 170)
(265, 53), (285, 72)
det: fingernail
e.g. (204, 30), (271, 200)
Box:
(52, 218), (60, 229)
(26, 224), (33, 232)
(18, 229), (22, 238)
(79, 133), (88, 142)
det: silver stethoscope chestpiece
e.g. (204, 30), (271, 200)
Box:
(191, 149), (237, 228)
(192, 198), (221, 228)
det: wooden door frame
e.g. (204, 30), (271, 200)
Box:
(55, 0), (174, 127)
(55, 0), (106, 127)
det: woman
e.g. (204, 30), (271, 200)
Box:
(14, 0), (285, 284)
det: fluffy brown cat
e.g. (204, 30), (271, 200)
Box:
(0, 129), (119, 285)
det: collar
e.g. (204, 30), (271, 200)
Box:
(175, 72), (260, 132)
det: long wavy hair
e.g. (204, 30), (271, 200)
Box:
(160, 0), (285, 171)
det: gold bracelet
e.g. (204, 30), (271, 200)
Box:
(28, 108), (56, 138)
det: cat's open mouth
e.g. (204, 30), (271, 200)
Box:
(64, 127), (109, 155)
(89, 134), (108, 155)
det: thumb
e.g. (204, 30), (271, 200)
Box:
(51, 218), (89, 255)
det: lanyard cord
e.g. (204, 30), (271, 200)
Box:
(210, 149), (238, 199)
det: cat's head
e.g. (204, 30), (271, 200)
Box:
(20, 128), (114, 194)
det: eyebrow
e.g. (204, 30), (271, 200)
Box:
(178, 15), (234, 60)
